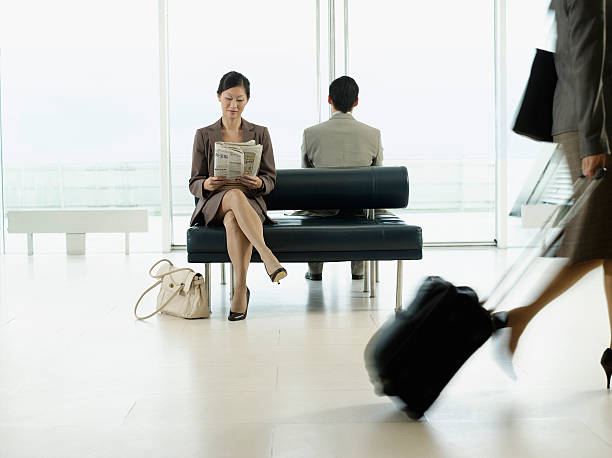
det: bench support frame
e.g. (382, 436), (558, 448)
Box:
(395, 260), (403, 313)
(220, 263), (226, 285)
(203, 258), (405, 314)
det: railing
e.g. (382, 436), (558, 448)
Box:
(3, 159), (495, 214)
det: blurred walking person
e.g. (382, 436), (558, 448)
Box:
(494, 0), (612, 388)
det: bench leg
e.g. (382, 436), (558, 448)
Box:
(363, 261), (370, 293)
(395, 260), (403, 313)
(27, 233), (33, 256)
(125, 233), (130, 255)
(205, 263), (211, 312)
(369, 260), (376, 298)
(220, 263), (226, 285)
(66, 233), (86, 255)
(375, 261), (380, 283)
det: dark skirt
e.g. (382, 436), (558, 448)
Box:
(555, 131), (612, 264)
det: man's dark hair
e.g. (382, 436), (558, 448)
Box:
(217, 71), (250, 99)
(329, 76), (359, 113)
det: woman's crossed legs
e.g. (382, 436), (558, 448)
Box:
(217, 189), (283, 313)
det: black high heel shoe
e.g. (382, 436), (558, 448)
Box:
(267, 266), (287, 284)
(490, 311), (516, 380)
(228, 287), (250, 321)
(491, 311), (509, 332)
(601, 348), (612, 390)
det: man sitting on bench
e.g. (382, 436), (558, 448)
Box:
(300, 75), (384, 281)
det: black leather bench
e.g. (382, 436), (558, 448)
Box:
(187, 166), (423, 311)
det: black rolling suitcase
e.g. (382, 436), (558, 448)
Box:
(364, 170), (607, 420)
(365, 276), (491, 419)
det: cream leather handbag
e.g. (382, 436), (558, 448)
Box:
(134, 259), (210, 320)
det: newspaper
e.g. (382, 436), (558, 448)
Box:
(213, 140), (263, 179)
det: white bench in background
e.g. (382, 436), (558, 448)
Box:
(7, 208), (148, 255)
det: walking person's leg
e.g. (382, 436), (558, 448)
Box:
(602, 260), (612, 387)
(604, 259), (612, 348)
(502, 259), (602, 353)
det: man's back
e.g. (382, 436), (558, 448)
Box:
(302, 112), (383, 168)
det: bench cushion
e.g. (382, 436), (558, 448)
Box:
(187, 214), (422, 263)
(263, 167), (408, 210)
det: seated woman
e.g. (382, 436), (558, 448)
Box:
(189, 71), (287, 321)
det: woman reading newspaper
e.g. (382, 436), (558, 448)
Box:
(189, 71), (287, 321)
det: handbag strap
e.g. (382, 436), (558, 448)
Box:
(134, 259), (198, 320)
(134, 278), (184, 320)
(149, 258), (173, 277)
(149, 258), (195, 280)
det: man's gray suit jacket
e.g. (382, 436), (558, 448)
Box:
(301, 112), (383, 168)
(300, 111), (383, 276)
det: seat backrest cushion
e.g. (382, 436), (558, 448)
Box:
(264, 166), (408, 210)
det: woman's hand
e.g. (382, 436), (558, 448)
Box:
(581, 154), (607, 178)
(237, 175), (263, 190)
(204, 176), (229, 191)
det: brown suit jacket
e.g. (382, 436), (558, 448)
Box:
(189, 118), (277, 226)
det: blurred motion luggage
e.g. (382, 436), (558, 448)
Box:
(364, 276), (491, 419)
(364, 170), (607, 419)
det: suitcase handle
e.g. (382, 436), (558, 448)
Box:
(482, 167), (607, 311)
(579, 167), (607, 180)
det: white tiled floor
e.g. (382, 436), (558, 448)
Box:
(0, 249), (611, 458)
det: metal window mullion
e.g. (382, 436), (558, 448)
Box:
(329, 0), (335, 84)
(0, 48), (4, 254)
(159, 0), (172, 253)
(344, 0), (349, 75)
(316, 0), (321, 123)
(329, 0), (336, 121)
(494, 0), (508, 248)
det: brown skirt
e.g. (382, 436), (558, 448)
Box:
(554, 131), (612, 264)
(200, 189), (266, 227)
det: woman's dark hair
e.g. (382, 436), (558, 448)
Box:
(329, 76), (359, 113)
(217, 71), (250, 99)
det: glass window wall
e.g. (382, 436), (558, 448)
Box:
(0, 0), (160, 253)
(0, 1), (532, 251)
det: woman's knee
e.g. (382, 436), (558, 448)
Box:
(223, 188), (247, 206)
